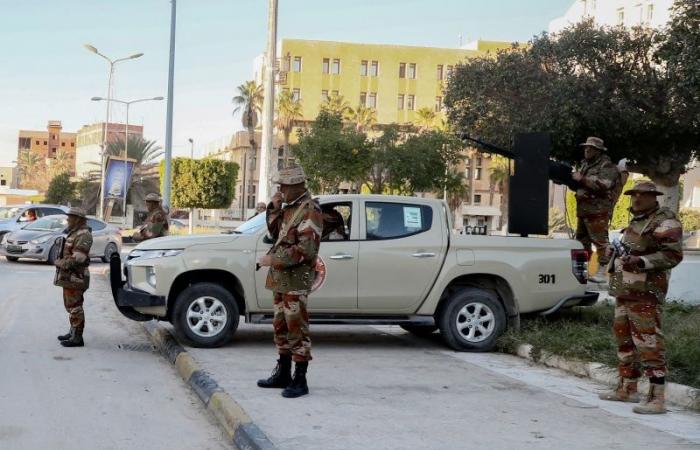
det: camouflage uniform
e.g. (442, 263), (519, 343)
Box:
(609, 203), (683, 380)
(54, 224), (93, 335)
(575, 152), (620, 265)
(266, 190), (323, 362)
(133, 206), (169, 242)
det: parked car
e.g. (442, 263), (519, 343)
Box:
(110, 195), (597, 351)
(0, 214), (122, 264)
(0, 204), (68, 242)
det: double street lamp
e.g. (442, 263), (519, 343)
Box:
(84, 44), (144, 220)
(91, 96), (164, 226)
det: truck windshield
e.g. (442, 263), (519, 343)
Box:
(233, 213), (266, 235)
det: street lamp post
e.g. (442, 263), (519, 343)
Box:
(84, 44), (143, 220)
(188, 137), (194, 235)
(91, 96), (164, 227)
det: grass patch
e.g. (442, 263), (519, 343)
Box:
(496, 301), (700, 389)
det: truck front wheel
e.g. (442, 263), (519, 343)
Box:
(438, 287), (506, 352)
(173, 282), (240, 348)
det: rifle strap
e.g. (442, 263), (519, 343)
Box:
(273, 199), (313, 249)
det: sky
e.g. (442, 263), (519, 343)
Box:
(0, 0), (574, 165)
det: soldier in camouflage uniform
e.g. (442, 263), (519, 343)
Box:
(572, 137), (621, 283)
(599, 181), (683, 414)
(256, 166), (323, 398)
(132, 193), (169, 242)
(54, 207), (93, 348)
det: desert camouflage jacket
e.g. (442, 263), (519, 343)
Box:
(265, 191), (323, 294)
(575, 154), (620, 217)
(134, 207), (169, 242)
(609, 205), (684, 302)
(54, 225), (93, 291)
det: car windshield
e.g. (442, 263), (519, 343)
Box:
(233, 212), (266, 235)
(24, 215), (67, 232)
(0, 207), (21, 219)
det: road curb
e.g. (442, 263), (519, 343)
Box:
(143, 322), (278, 450)
(514, 343), (700, 412)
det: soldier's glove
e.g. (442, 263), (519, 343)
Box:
(621, 255), (644, 272)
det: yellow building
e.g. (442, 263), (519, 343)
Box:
(0, 165), (17, 188)
(263, 39), (510, 125)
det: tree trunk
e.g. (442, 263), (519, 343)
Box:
(283, 129), (290, 164)
(500, 179), (509, 232)
(652, 181), (681, 213)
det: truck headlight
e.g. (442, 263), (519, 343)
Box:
(146, 267), (157, 288)
(129, 249), (183, 260)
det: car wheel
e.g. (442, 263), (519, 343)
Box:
(47, 240), (61, 265)
(102, 243), (118, 263)
(173, 282), (239, 348)
(400, 324), (438, 337)
(6, 256), (19, 262)
(438, 287), (506, 352)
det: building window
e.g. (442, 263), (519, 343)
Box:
(399, 63), (406, 78)
(370, 61), (379, 77)
(360, 60), (368, 76)
(437, 65), (444, 81)
(322, 90), (329, 101)
(446, 65), (454, 78)
(43, 141), (47, 145)
(292, 89), (300, 101)
(647, 4), (654, 22)
(322, 58), (330, 74)
(408, 63), (416, 79)
(407, 95), (415, 110)
(19, 137), (31, 149)
(397, 94), (405, 110)
(61, 142), (65, 147)
(292, 56), (302, 72)
(368, 93), (377, 109)
(0, 179), (5, 186)
(35, 140), (39, 145)
(51, 134), (56, 139)
(474, 194), (482, 205)
(247, 184), (257, 209)
(475, 168), (482, 181)
(51, 147), (57, 155)
(617, 8), (625, 25)
(360, 92), (367, 106)
(435, 96), (443, 112)
(332, 90), (339, 97)
(331, 59), (341, 74)
(71, 142), (74, 147)
(465, 168), (471, 180)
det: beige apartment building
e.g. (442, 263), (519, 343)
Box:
(75, 122), (144, 178)
(17, 121), (77, 185)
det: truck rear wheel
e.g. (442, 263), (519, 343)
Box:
(438, 287), (506, 352)
(173, 282), (239, 348)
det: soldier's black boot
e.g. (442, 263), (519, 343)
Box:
(60, 328), (84, 347)
(282, 361), (309, 398)
(57, 328), (73, 341)
(257, 355), (292, 388)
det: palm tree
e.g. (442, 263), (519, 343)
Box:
(488, 155), (511, 230)
(49, 148), (74, 178)
(414, 107), (437, 131)
(275, 90), (303, 163)
(350, 104), (377, 132)
(320, 93), (353, 120)
(17, 151), (45, 190)
(232, 80), (263, 219)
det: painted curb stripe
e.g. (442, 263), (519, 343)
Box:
(234, 423), (279, 450)
(188, 370), (223, 406)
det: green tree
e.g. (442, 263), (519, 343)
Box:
(414, 107), (437, 130)
(292, 110), (372, 193)
(103, 136), (163, 209)
(45, 172), (76, 205)
(320, 93), (353, 120)
(440, 168), (470, 227)
(395, 130), (464, 194)
(75, 177), (100, 214)
(275, 89), (304, 162)
(488, 155), (510, 228)
(350, 104), (377, 132)
(17, 151), (45, 191)
(445, 18), (700, 212)
(164, 158), (239, 209)
(679, 209), (700, 232)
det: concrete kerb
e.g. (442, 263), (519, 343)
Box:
(515, 343), (700, 412)
(142, 322), (278, 450)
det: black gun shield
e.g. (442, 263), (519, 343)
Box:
(508, 133), (550, 236)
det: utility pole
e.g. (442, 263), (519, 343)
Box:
(188, 137), (194, 234)
(163, 0), (177, 209)
(258, 0), (278, 205)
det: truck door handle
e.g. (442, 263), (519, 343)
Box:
(330, 254), (354, 260)
(411, 252), (436, 258)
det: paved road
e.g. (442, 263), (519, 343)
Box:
(0, 257), (229, 450)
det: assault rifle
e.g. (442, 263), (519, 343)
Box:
(608, 238), (630, 274)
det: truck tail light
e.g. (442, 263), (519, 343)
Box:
(571, 249), (589, 284)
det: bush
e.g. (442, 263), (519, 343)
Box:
(161, 158), (239, 209)
(679, 209), (700, 231)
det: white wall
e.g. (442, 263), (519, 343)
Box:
(550, 0), (675, 33)
(75, 144), (101, 178)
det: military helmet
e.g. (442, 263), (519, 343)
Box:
(624, 180), (664, 196)
(145, 193), (162, 202)
(66, 207), (87, 219)
(272, 165), (307, 185)
(579, 136), (607, 151)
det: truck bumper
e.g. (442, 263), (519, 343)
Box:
(109, 254), (162, 321)
(540, 291), (600, 316)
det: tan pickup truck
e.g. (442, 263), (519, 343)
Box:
(110, 195), (597, 351)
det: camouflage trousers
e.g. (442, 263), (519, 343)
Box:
(614, 296), (666, 379)
(273, 293), (312, 362)
(63, 288), (85, 332)
(576, 213), (611, 265)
